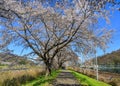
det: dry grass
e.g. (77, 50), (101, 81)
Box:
(0, 67), (45, 86)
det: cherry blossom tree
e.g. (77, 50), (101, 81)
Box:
(0, 0), (115, 75)
(53, 48), (79, 69)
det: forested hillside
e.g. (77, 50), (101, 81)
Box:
(0, 53), (34, 66)
(97, 49), (120, 65)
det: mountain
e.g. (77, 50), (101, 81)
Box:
(0, 52), (34, 65)
(97, 49), (120, 65)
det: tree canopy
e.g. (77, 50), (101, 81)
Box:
(0, 0), (117, 75)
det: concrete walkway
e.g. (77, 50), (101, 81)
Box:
(52, 70), (81, 86)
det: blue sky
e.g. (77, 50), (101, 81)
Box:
(96, 9), (120, 56)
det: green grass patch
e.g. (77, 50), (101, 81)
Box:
(71, 70), (111, 86)
(22, 70), (60, 86)
(0, 64), (7, 69)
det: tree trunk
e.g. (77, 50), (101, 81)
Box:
(45, 61), (52, 76)
(45, 66), (51, 76)
(58, 62), (63, 69)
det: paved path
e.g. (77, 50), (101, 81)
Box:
(52, 70), (81, 86)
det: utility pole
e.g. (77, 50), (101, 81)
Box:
(95, 48), (98, 81)
(91, 43), (98, 80)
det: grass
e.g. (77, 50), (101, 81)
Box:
(23, 70), (60, 86)
(0, 65), (7, 69)
(71, 70), (111, 86)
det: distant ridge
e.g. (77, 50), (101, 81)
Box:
(0, 52), (34, 65)
(97, 49), (120, 65)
